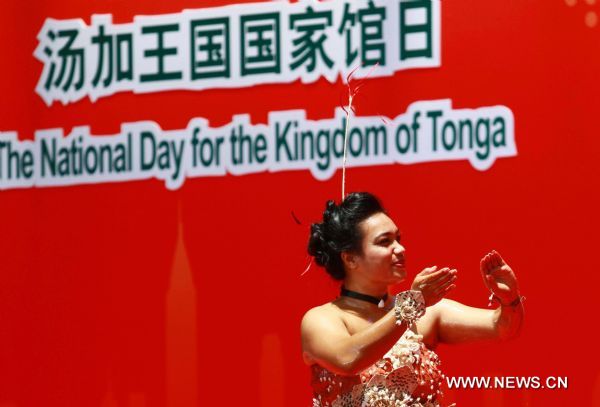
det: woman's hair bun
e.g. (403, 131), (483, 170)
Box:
(308, 223), (330, 268)
(307, 192), (385, 280)
(323, 200), (337, 223)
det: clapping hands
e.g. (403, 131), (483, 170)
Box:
(411, 266), (458, 306)
(411, 251), (520, 308)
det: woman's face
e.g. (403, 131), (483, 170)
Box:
(351, 212), (406, 284)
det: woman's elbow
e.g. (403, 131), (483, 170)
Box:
(495, 320), (523, 342)
(320, 350), (365, 376)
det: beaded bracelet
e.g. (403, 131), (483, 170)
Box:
(394, 290), (426, 326)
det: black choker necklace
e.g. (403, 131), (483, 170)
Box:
(340, 286), (388, 308)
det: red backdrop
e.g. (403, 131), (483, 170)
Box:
(1, 1), (599, 406)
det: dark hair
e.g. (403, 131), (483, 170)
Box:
(307, 192), (385, 280)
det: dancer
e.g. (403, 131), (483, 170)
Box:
(302, 192), (523, 406)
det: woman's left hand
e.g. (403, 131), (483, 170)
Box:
(480, 250), (520, 304)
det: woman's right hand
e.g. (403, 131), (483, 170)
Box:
(410, 266), (457, 306)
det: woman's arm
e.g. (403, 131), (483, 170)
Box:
(301, 307), (410, 376)
(432, 298), (523, 344)
(433, 250), (523, 344)
(301, 267), (456, 376)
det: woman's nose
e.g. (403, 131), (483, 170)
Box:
(393, 242), (405, 254)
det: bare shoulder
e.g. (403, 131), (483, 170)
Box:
(301, 303), (346, 336)
(431, 298), (481, 317)
(416, 299), (458, 348)
(426, 298), (465, 322)
(417, 299), (452, 326)
(430, 298), (460, 314)
(301, 303), (349, 364)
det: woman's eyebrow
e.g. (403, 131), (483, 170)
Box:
(374, 230), (399, 239)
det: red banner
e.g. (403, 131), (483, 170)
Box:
(1, 1), (598, 405)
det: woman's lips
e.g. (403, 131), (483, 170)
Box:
(392, 261), (405, 267)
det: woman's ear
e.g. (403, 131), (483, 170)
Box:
(341, 251), (357, 270)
